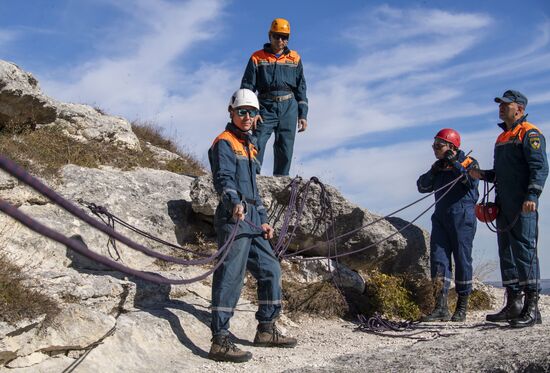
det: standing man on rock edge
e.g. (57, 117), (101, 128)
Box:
(417, 129), (479, 322)
(241, 17), (308, 177)
(470, 90), (548, 328)
(207, 88), (297, 363)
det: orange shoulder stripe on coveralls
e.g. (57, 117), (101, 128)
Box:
(212, 130), (259, 162)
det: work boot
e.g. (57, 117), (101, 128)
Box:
(253, 322), (297, 348)
(509, 291), (542, 328)
(485, 289), (523, 322)
(451, 295), (469, 322)
(208, 335), (252, 363)
(421, 292), (451, 322)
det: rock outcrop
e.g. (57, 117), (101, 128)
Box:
(191, 174), (431, 277)
(0, 60), (140, 150)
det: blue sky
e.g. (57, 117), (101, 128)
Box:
(2, 0), (550, 280)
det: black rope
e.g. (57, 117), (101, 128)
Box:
(80, 201), (210, 258)
(355, 314), (456, 341)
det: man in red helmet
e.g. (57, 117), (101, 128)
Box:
(417, 129), (479, 322)
(470, 90), (548, 327)
(240, 18), (308, 177)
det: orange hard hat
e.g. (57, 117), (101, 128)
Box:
(475, 202), (499, 223)
(435, 128), (461, 148)
(270, 18), (290, 34)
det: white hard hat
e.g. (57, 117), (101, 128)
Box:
(229, 89), (259, 110)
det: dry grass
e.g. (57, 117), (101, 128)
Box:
(0, 254), (59, 324)
(282, 280), (348, 318)
(131, 121), (206, 176)
(0, 124), (206, 178)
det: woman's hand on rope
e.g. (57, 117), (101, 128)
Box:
(468, 168), (483, 180)
(232, 203), (245, 221)
(261, 223), (274, 240)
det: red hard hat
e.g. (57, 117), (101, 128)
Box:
(435, 128), (461, 148)
(475, 202), (499, 223)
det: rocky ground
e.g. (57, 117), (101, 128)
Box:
(3, 286), (549, 373)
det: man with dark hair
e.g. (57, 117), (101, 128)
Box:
(417, 128), (479, 322)
(470, 90), (548, 327)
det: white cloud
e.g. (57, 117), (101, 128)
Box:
(0, 29), (16, 48)
(295, 8), (550, 158)
(343, 6), (492, 48)
(40, 0), (229, 157)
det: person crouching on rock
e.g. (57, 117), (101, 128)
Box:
(417, 129), (480, 322)
(207, 88), (297, 363)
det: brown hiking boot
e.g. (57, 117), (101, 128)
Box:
(253, 322), (297, 348)
(208, 335), (252, 363)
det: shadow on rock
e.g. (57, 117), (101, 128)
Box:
(66, 234), (212, 359)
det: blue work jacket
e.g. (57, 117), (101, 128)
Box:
(417, 150), (479, 211)
(484, 116), (548, 213)
(241, 43), (308, 119)
(208, 123), (268, 226)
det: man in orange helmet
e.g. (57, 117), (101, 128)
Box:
(417, 129), (479, 322)
(470, 90), (548, 328)
(241, 18), (308, 176)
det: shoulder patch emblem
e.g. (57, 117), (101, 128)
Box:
(528, 131), (540, 137)
(529, 137), (541, 150)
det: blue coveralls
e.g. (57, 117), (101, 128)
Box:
(483, 116), (548, 292)
(208, 122), (282, 336)
(417, 150), (479, 295)
(241, 43), (308, 176)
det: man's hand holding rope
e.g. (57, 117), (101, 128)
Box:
(261, 223), (274, 240)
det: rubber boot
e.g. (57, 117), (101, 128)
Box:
(421, 292), (451, 322)
(485, 289), (523, 322)
(509, 291), (542, 328)
(451, 295), (469, 322)
(208, 335), (252, 363)
(253, 322), (297, 348)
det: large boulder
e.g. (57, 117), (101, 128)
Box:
(0, 60), (140, 150)
(0, 61), (56, 127)
(190, 175), (430, 278)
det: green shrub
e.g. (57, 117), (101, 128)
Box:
(362, 270), (421, 320)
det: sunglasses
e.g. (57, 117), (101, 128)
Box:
(235, 108), (259, 117)
(271, 33), (289, 41)
(432, 141), (449, 150)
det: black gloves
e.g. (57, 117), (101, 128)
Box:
(443, 150), (457, 163)
(431, 159), (447, 173)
